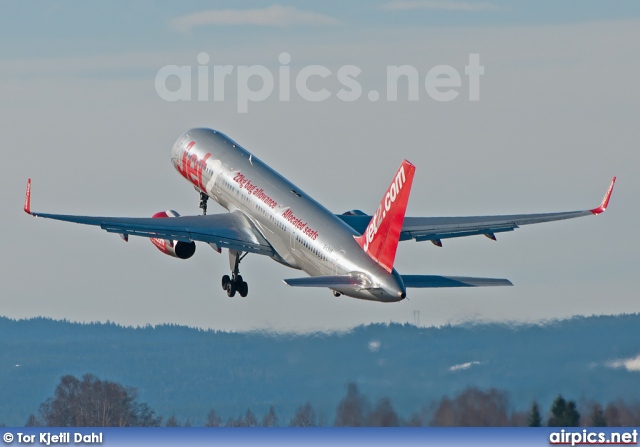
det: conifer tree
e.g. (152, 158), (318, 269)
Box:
(528, 401), (542, 427)
(547, 395), (580, 427)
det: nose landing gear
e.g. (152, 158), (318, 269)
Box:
(221, 250), (249, 297)
(199, 192), (208, 215)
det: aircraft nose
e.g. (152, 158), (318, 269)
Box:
(171, 135), (183, 159)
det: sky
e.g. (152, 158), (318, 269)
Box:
(1, 0), (639, 332)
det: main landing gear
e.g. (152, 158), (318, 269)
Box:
(221, 250), (249, 297)
(195, 191), (247, 297)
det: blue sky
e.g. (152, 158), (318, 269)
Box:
(1, 1), (638, 331)
(3, 1), (640, 58)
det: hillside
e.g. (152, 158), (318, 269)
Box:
(1, 315), (639, 426)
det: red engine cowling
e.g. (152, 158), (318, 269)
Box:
(150, 210), (196, 259)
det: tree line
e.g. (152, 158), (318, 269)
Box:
(14, 374), (640, 427)
(4, 315), (640, 426)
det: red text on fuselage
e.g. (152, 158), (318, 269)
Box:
(176, 141), (211, 192)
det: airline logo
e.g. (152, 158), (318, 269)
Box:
(150, 237), (169, 254)
(149, 211), (175, 254)
(176, 141), (211, 191)
(355, 160), (415, 273)
(363, 166), (407, 252)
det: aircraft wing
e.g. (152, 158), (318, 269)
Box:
(23, 180), (273, 256)
(338, 177), (616, 245)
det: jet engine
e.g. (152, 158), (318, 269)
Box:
(149, 210), (196, 259)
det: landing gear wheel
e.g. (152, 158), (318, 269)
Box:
(226, 281), (236, 297)
(221, 275), (230, 290)
(225, 250), (250, 298)
(332, 291), (341, 297)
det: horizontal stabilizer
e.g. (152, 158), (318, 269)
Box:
(283, 275), (368, 288)
(402, 275), (512, 288)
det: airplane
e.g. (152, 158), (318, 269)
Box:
(23, 128), (616, 302)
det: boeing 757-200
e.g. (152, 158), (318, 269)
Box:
(24, 128), (615, 302)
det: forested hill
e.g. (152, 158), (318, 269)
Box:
(1, 314), (639, 426)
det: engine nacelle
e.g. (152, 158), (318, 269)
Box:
(150, 210), (196, 259)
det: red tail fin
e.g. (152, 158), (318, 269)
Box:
(354, 160), (415, 273)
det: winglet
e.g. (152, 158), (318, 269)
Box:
(590, 176), (616, 215)
(24, 179), (32, 215)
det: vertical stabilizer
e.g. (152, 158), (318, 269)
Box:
(354, 160), (415, 272)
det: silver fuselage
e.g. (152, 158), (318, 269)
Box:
(171, 128), (405, 302)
